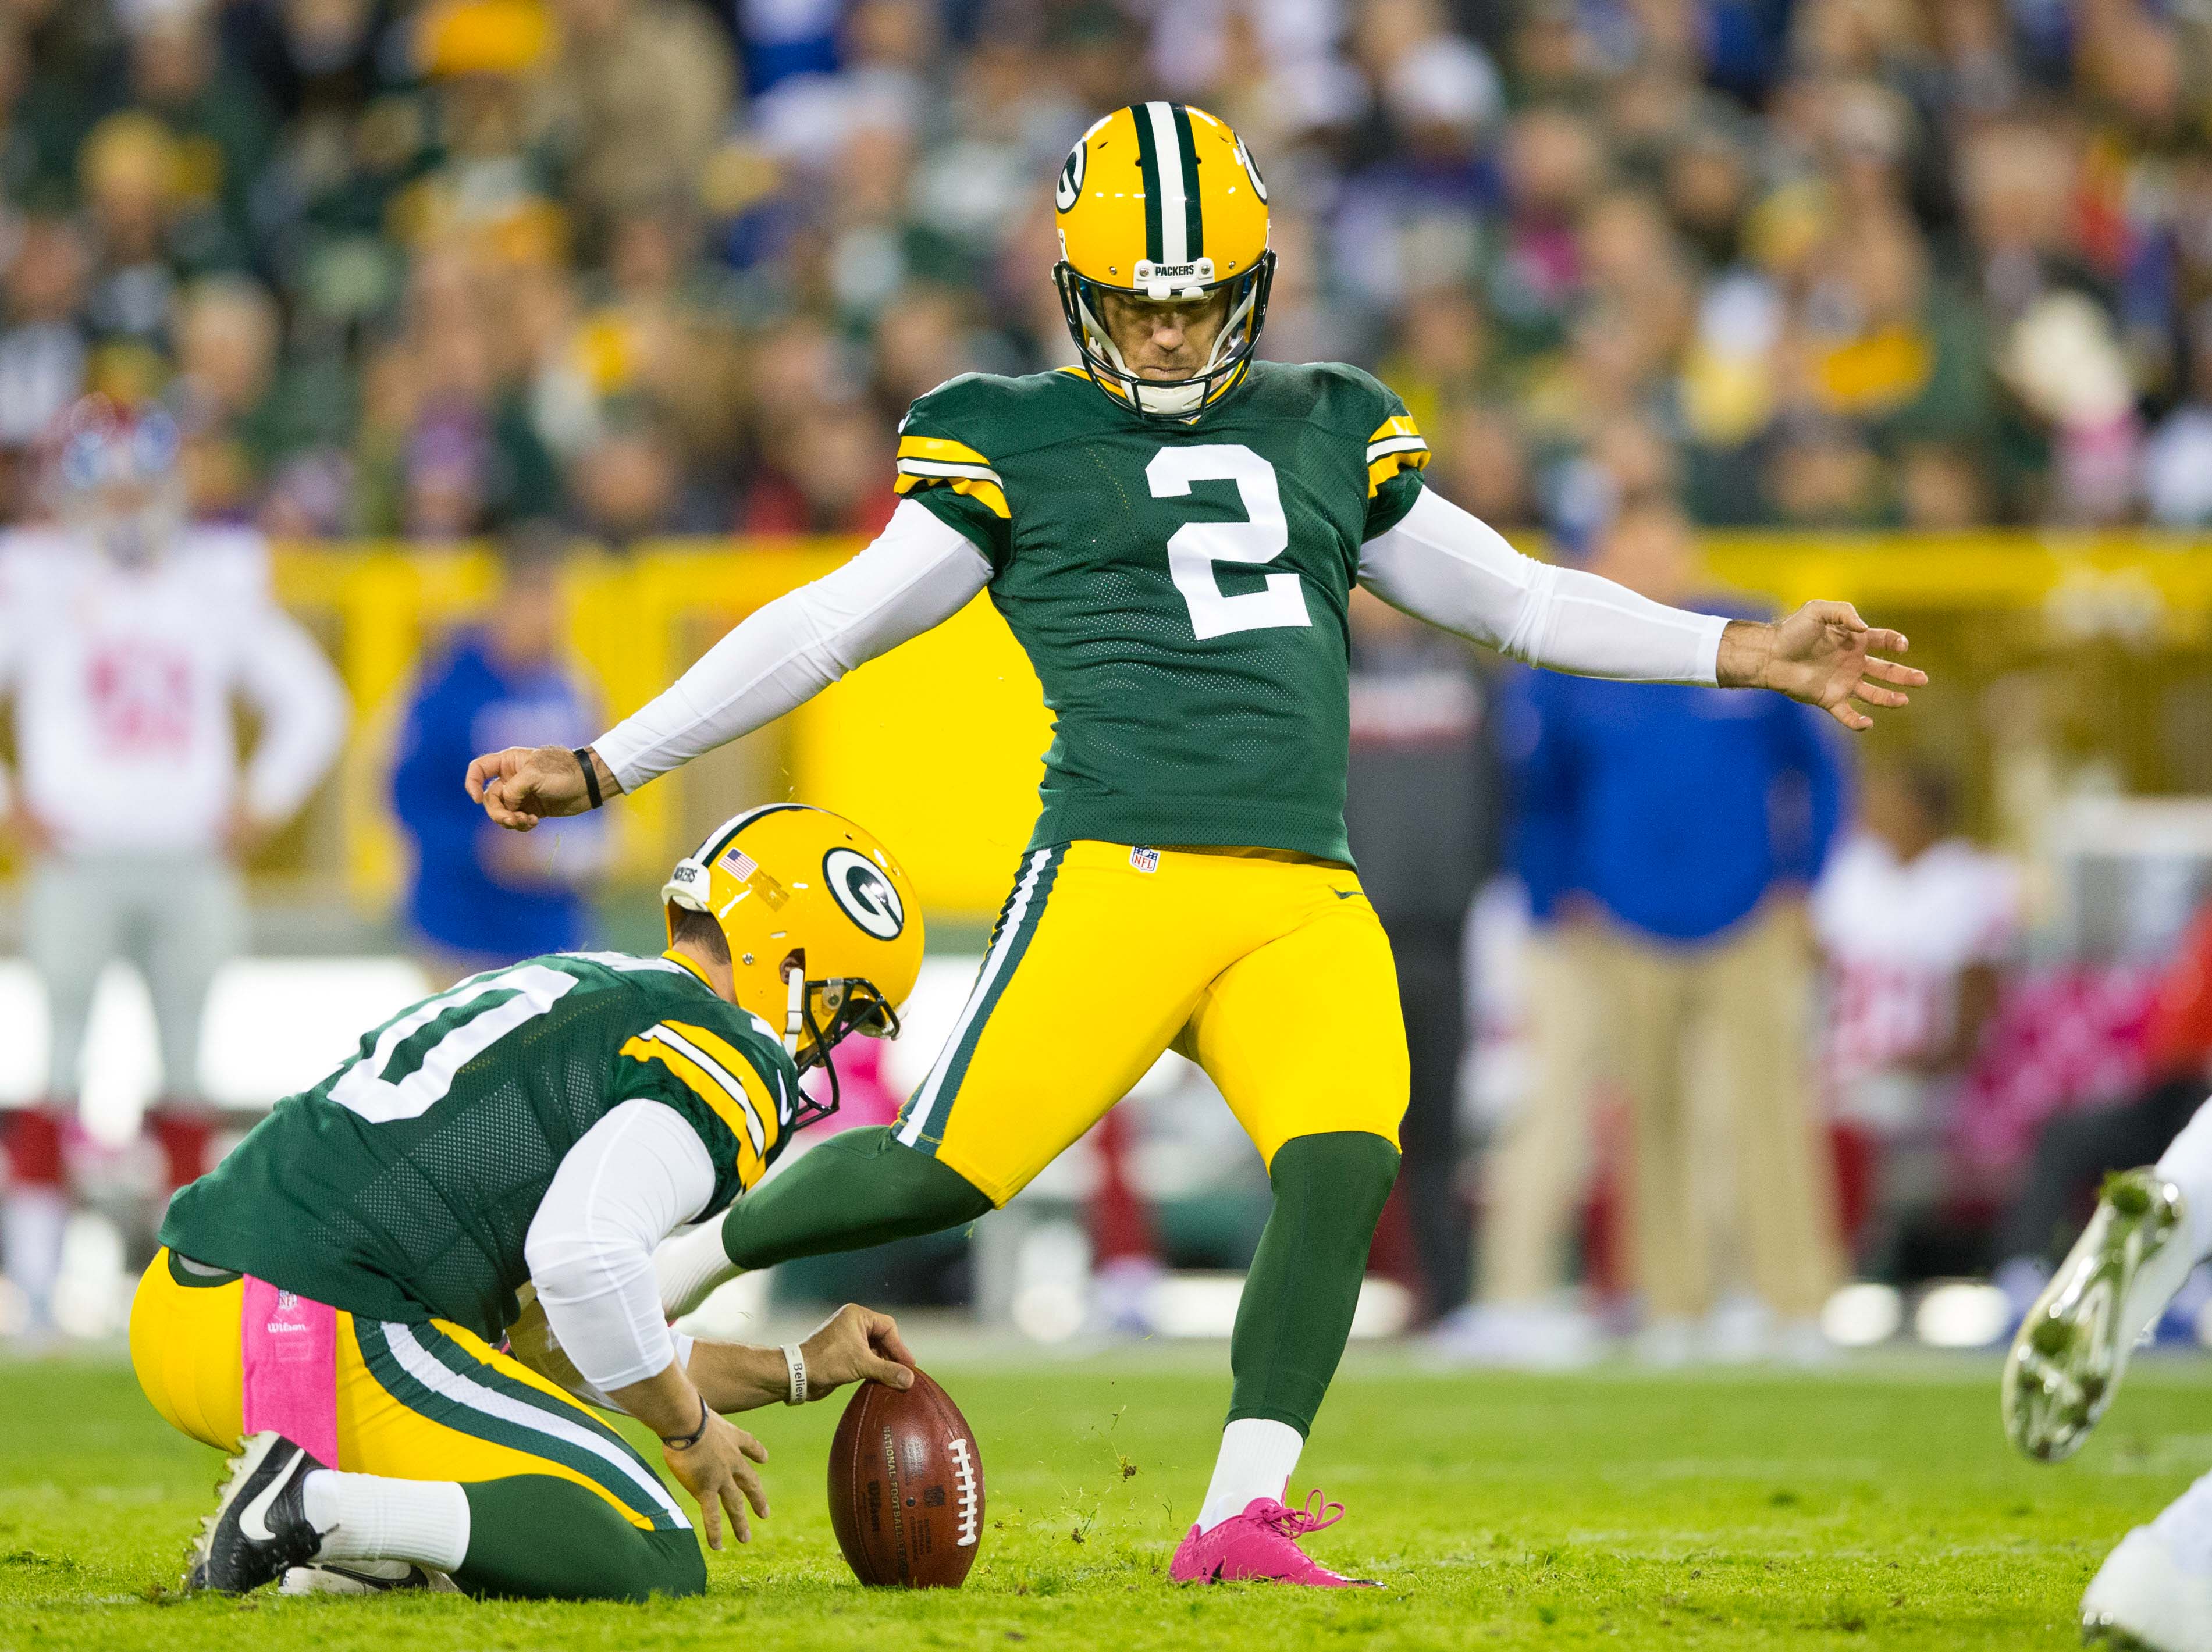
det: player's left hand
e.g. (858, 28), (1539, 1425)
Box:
(1722, 601), (1926, 731)
(799, 1302), (917, 1398)
(663, 1411), (770, 1550)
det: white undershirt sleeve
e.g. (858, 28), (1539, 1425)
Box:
(594, 499), (993, 793)
(525, 1098), (719, 1395)
(1358, 487), (1727, 685)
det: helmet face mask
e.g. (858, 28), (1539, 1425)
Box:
(785, 972), (902, 1130)
(1052, 102), (1276, 420)
(1054, 251), (1275, 419)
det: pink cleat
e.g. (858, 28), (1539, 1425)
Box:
(1169, 1490), (1377, 1587)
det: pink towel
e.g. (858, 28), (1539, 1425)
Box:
(240, 1277), (340, 1469)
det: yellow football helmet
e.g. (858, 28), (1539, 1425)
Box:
(1053, 101), (1275, 418)
(661, 804), (924, 1126)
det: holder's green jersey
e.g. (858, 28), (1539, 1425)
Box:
(893, 361), (1431, 864)
(161, 952), (799, 1341)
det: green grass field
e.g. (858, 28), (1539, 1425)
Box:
(0, 1341), (2203, 1649)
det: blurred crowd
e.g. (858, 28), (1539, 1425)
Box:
(0, 0), (2204, 543)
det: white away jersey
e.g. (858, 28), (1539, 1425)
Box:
(0, 526), (347, 855)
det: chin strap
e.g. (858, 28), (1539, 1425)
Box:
(783, 966), (806, 1059)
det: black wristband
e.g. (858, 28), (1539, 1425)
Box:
(572, 747), (604, 810)
(659, 1393), (710, 1451)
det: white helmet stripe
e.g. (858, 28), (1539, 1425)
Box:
(1146, 101), (1189, 268)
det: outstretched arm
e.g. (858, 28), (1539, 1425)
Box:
(469, 500), (993, 828)
(1358, 489), (1923, 729)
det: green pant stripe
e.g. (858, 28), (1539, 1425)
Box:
(895, 845), (1062, 1155)
(355, 1320), (686, 1532)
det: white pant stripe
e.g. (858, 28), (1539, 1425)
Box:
(898, 848), (1054, 1148)
(382, 1323), (688, 1528)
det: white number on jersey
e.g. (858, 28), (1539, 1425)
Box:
(329, 964), (579, 1124)
(1147, 444), (1312, 641)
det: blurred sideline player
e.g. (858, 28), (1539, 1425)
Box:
(389, 520), (607, 985)
(468, 104), (1923, 1586)
(0, 396), (344, 1335)
(2004, 1103), (2212, 1649)
(133, 804), (919, 1599)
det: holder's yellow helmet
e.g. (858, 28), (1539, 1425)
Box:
(661, 804), (923, 1127)
(1053, 101), (1276, 418)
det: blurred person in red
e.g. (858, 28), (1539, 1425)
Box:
(1812, 760), (2018, 1279)
(0, 396), (346, 1340)
(1993, 900), (2212, 1319)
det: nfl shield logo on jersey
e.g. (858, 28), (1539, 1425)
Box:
(1129, 846), (1160, 874)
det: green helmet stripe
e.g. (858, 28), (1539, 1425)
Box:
(1132, 105), (1164, 266)
(694, 802), (809, 870)
(1170, 103), (1204, 260)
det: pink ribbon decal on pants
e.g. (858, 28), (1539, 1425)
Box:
(240, 1276), (340, 1469)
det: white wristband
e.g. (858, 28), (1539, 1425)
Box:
(782, 1343), (808, 1405)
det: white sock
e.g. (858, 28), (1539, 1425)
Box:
(301, 1471), (471, 1572)
(2150, 1465), (2212, 1577)
(2154, 1096), (2212, 1262)
(1194, 1418), (1303, 1533)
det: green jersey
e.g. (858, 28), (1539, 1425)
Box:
(161, 952), (800, 1341)
(892, 361), (1431, 864)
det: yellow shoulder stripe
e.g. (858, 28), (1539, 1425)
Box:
(897, 435), (991, 468)
(1368, 414), (1422, 444)
(892, 470), (1010, 519)
(1367, 446), (1432, 497)
(620, 1021), (784, 1185)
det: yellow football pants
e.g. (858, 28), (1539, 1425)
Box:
(129, 1249), (688, 1534)
(892, 841), (1410, 1205)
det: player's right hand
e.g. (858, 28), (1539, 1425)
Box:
(664, 1411), (770, 1550)
(800, 1302), (918, 1398)
(465, 743), (595, 831)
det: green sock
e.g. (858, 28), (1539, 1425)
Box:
(1226, 1131), (1400, 1434)
(721, 1126), (995, 1271)
(456, 1476), (704, 1601)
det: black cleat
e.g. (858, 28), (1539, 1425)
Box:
(185, 1431), (327, 1593)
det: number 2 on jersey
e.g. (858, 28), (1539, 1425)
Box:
(329, 964), (578, 1123)
(1147, 444), (1312, 641)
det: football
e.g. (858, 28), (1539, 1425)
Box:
(826, 1369), (984, 1588)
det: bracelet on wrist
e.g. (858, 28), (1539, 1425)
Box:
(782, 1343), (808, 1405)
(573, 747), (604, 810)
(659, 1393), (710, 1451)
